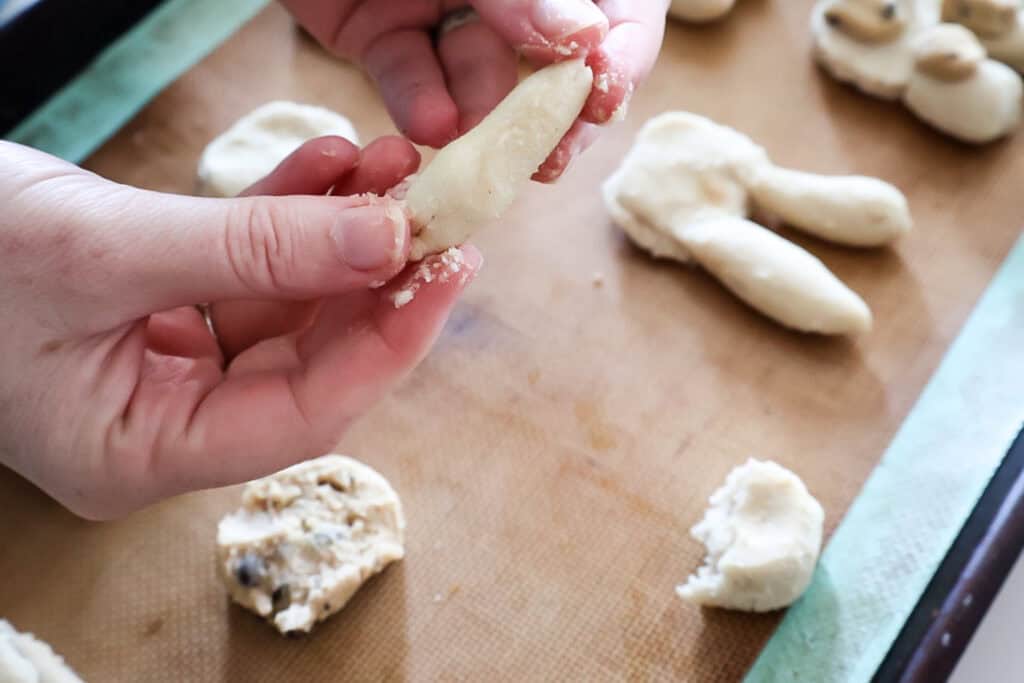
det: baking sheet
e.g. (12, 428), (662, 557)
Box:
(3, 1), (1024, 680)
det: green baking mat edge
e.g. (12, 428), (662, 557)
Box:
(747, 232), (1024, 682)
(5, 0), (270, 163)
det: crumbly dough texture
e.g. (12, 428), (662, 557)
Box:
(676, 459), (825, 612)
(216, 455), (405, 634)
(197, 101), (359, 198)
(406, 59), (593, 260)
(0, 621), (84, 683)
(812, 0), (941, 99)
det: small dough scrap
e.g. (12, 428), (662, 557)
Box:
(942, 0), (1017, 38)
(676, 217), (873, 335)
(197, 101), (359, 198)
(668, 0), (738, 23)
(904, 24), (1023, 143)
(602, 112), (769, 263)
(216, 455), (405, 634)
(406, 59), (592, 260)
(812, 0), (941, 99)
(0, 620), (84, 683)
(677, 459), (825, 612)
(749, 166), (912, 247)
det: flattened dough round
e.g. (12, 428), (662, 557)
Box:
(216, 454), (405, 634)
(0, 620), (84, 683)
(197, 101), (359, 198)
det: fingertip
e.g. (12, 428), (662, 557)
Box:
(338, 136), (421, 196)
(400, 96), (459, 147)
(241, 135), (361, 197)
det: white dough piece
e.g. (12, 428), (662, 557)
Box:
(676, 217), (873, 335)
(406, 59), (593, 260)
(0, 621), (84, 683)
(668, 0), (737, 23)
(216, 455), (405, 634)
(749, 166), (912, 246)
(903, 25), (1023, 143)
(197, 101), (359, 198)
(811, 0), (941, 99)
(676, 459), (825, 612)
(601, 112), (769, 263)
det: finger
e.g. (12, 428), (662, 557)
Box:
(437, 19), (519, 133)
(210, 299), (321, 360)
(471, 0), (608, 63)
(532, 119), (600, 183)
(145, 307), (223, 364)
(84, 188), (411, 322)
(363, 30), (459, 147)
(162, 247), (484, 489)
(583, 0), (667, 123)
(240, 136), (361, 197)
(337, 135), (421, 196)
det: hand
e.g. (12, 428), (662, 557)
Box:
(281, 0), (668, 181)
(0, 137), (481, 519)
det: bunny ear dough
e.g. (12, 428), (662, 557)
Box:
(667, 0), (738, 23)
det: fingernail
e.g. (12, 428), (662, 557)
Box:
(535, 0), (607, 41)
(332, 205), (406, 271)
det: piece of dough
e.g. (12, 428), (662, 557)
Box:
(406, 59), (593, 260)
(749, 166), (912, 247)
(0, 621), (84, 683)
(216, 455), (405, 634)
(676, 459), (825, 612)
(601, 112), (769, 263)
(197, 101), (359, 198)
(903, 24), (1023, 142)
(668, 0), (738, 23)
(811, 0), (941, 99)
(676, 217), (873, 335)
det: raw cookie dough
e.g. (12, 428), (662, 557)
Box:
(676, 459), (825, 612)
(602, 112), (908, 334)
(676, 216), (873, 335)
(903, 23), (1023, 142)
(811, 0), (941, 99)
(943, 0), (1024, 71)
(197, 101), (359, 198)
(216, 455), (405, 634)
(0, 620), (84, 683)
(668, 0), (738, 23)
(406, 59), (593, 260)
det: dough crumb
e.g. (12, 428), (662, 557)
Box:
(390, 247), (469, 308)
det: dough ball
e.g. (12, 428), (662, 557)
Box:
(601, 111), (769, 262)
(676, 459), (824, 612)
(216, 455), (405, 634)
(0, 620), (84, 683)
(197, 101), (359, 198)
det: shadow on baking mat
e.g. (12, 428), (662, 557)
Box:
(224, 562), (409, 680)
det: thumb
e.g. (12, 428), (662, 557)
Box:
(471, 0), (608, 62)
(85, 187), (410, 319)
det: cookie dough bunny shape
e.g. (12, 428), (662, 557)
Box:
(943, 0), (1024, 71)
(603, 112), (914, 336)
(812, 0), (1022, 142)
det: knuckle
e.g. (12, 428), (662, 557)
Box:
(223, 198), (301, 296)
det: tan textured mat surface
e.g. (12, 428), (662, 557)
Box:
(3, 1), (1024, 680)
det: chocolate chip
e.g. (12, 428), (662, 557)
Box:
(825, 11), (841, 26)
(272, 584), (292, 611)
(234, 554), (265, 587)
(881, 2), (896, 19)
